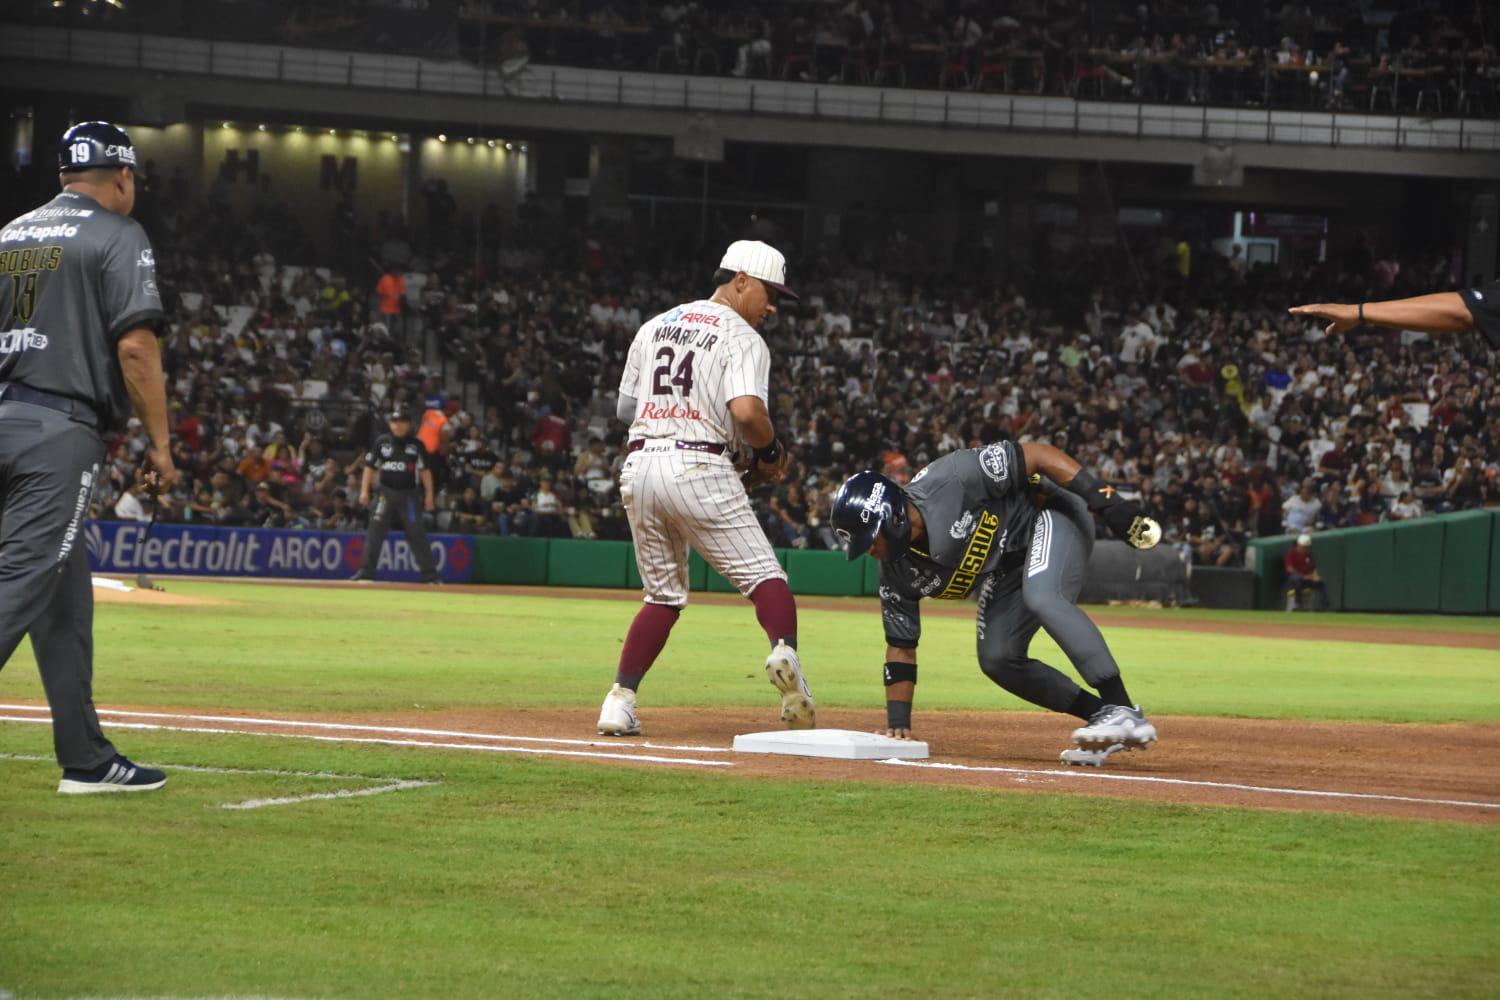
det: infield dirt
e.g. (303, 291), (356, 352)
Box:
(25, 699), (1497, 824)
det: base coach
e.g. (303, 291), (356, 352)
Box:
(352, 403), (439, 583)
(0, 122), (176, 793)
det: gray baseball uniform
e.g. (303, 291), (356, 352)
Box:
(0, 189), (164, 769)
(878, 442), (1124, 713)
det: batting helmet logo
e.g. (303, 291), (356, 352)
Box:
(831, 470), (911, 561)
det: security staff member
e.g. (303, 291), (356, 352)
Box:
(352, 404), (439, 582)
(0, 122), (175, 793)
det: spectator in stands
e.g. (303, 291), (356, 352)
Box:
(529, 475), (566, 538)
(1281, 478), (1321, 534)
(114, 483), (152, 523)
(1282, 533), (1328, 612)
(1389, 490), (1425, 521)
(376, 269), (407, 338)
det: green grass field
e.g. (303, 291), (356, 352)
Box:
(1, 582), (1497, 998)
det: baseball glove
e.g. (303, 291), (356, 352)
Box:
(737, 439), (789, 491)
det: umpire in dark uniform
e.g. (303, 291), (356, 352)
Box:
(0, 122), (175, 793)
(352, 403), (439, 582)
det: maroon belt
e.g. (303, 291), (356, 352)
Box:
(627, 438), (726, 455)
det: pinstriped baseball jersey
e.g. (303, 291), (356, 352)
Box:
(617, 296), (783, 606)
(619, 299), (769, 448)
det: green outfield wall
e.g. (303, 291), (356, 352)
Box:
(1249, 509), (1500, 614)
(473, 536), (867, 597)
(478, 511), (1499, 614)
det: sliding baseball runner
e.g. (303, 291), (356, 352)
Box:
(597, 240), (812, 737)
(830, 439), (1163, 766)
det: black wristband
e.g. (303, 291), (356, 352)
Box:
(883, 660), (917, 686)
(1066, 468), (1119, 511)
(754, 438), (784, 465)
(886, 700), (912, 730)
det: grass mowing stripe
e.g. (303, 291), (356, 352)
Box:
(20, 586), (1487, 722)
(879, 758), (1500, 812)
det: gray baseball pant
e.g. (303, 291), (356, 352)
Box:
(360, 487), (438, 578)
(975, 489), (1123, 713)
(0, 401), (116, 769)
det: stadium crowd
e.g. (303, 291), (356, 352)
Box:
(64, 166), (1498, 571)
(17, 2), (1498, 114)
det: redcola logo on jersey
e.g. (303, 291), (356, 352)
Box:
(640, 400), (703, 420)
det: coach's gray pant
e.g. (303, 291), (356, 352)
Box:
(975, 489), (1123, 713)
(0, 401), (116, 769)
(361, 487), (437, 578)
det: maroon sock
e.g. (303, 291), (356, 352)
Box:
(615, 603), (681, 690)
(749, 578), (798, 650)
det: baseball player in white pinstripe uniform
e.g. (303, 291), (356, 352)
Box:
(597, 241), (814, 737)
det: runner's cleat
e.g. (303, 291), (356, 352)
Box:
(1071, 704), (1157, 750)
(1060, 743), (1129, 767)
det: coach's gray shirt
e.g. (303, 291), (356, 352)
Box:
(879, 441), (1056, 648)
(0, 190), (164, 430)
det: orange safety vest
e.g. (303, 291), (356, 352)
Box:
(418, 409), (447, 455)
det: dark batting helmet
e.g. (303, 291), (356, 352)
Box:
(58, 121), (138, 172)
(830, 470), (910, 561)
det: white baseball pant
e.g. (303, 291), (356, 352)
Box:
(619, 441), (786, 606)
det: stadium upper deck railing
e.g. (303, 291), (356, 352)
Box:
(5, 26), (1498, 154)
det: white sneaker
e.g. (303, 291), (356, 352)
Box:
(597, 683), (640, 736)
(1060, 743), (1128, 767)
(1071, 705), (1157, 750)
(765, 641), (816, 729)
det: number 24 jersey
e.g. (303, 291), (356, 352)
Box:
(618, 298), (770, 448)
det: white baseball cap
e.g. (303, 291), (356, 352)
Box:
(1297, 533), (1312, 546)
(718, 240), (798, 300)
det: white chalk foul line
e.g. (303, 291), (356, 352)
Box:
(876, 758), (1500, 812)
(0, 751), (404, 782)
(0, 714), (733, 768)
(0, 703), (731, 754)
(0, 751), (437, 811)
(221, 780), (439, 811)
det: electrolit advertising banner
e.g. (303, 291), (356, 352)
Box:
(86, 521), (474, 583)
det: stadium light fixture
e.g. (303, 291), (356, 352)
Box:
(438, 133), (448, 142)
(328, 128), (337, 136)
(505, 142), (513, 151)
(257, 124), (267, 132)
(467, 137), (476, 144)
(220, 121), (231, 129)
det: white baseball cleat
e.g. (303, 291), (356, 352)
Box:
(764, 641), (816, 729)
(1071, 704), (1157, 750)
(1060, 743), (1129, 767)
(596, 683), (641, 736)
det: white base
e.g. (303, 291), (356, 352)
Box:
(732, 728), (929, 761)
